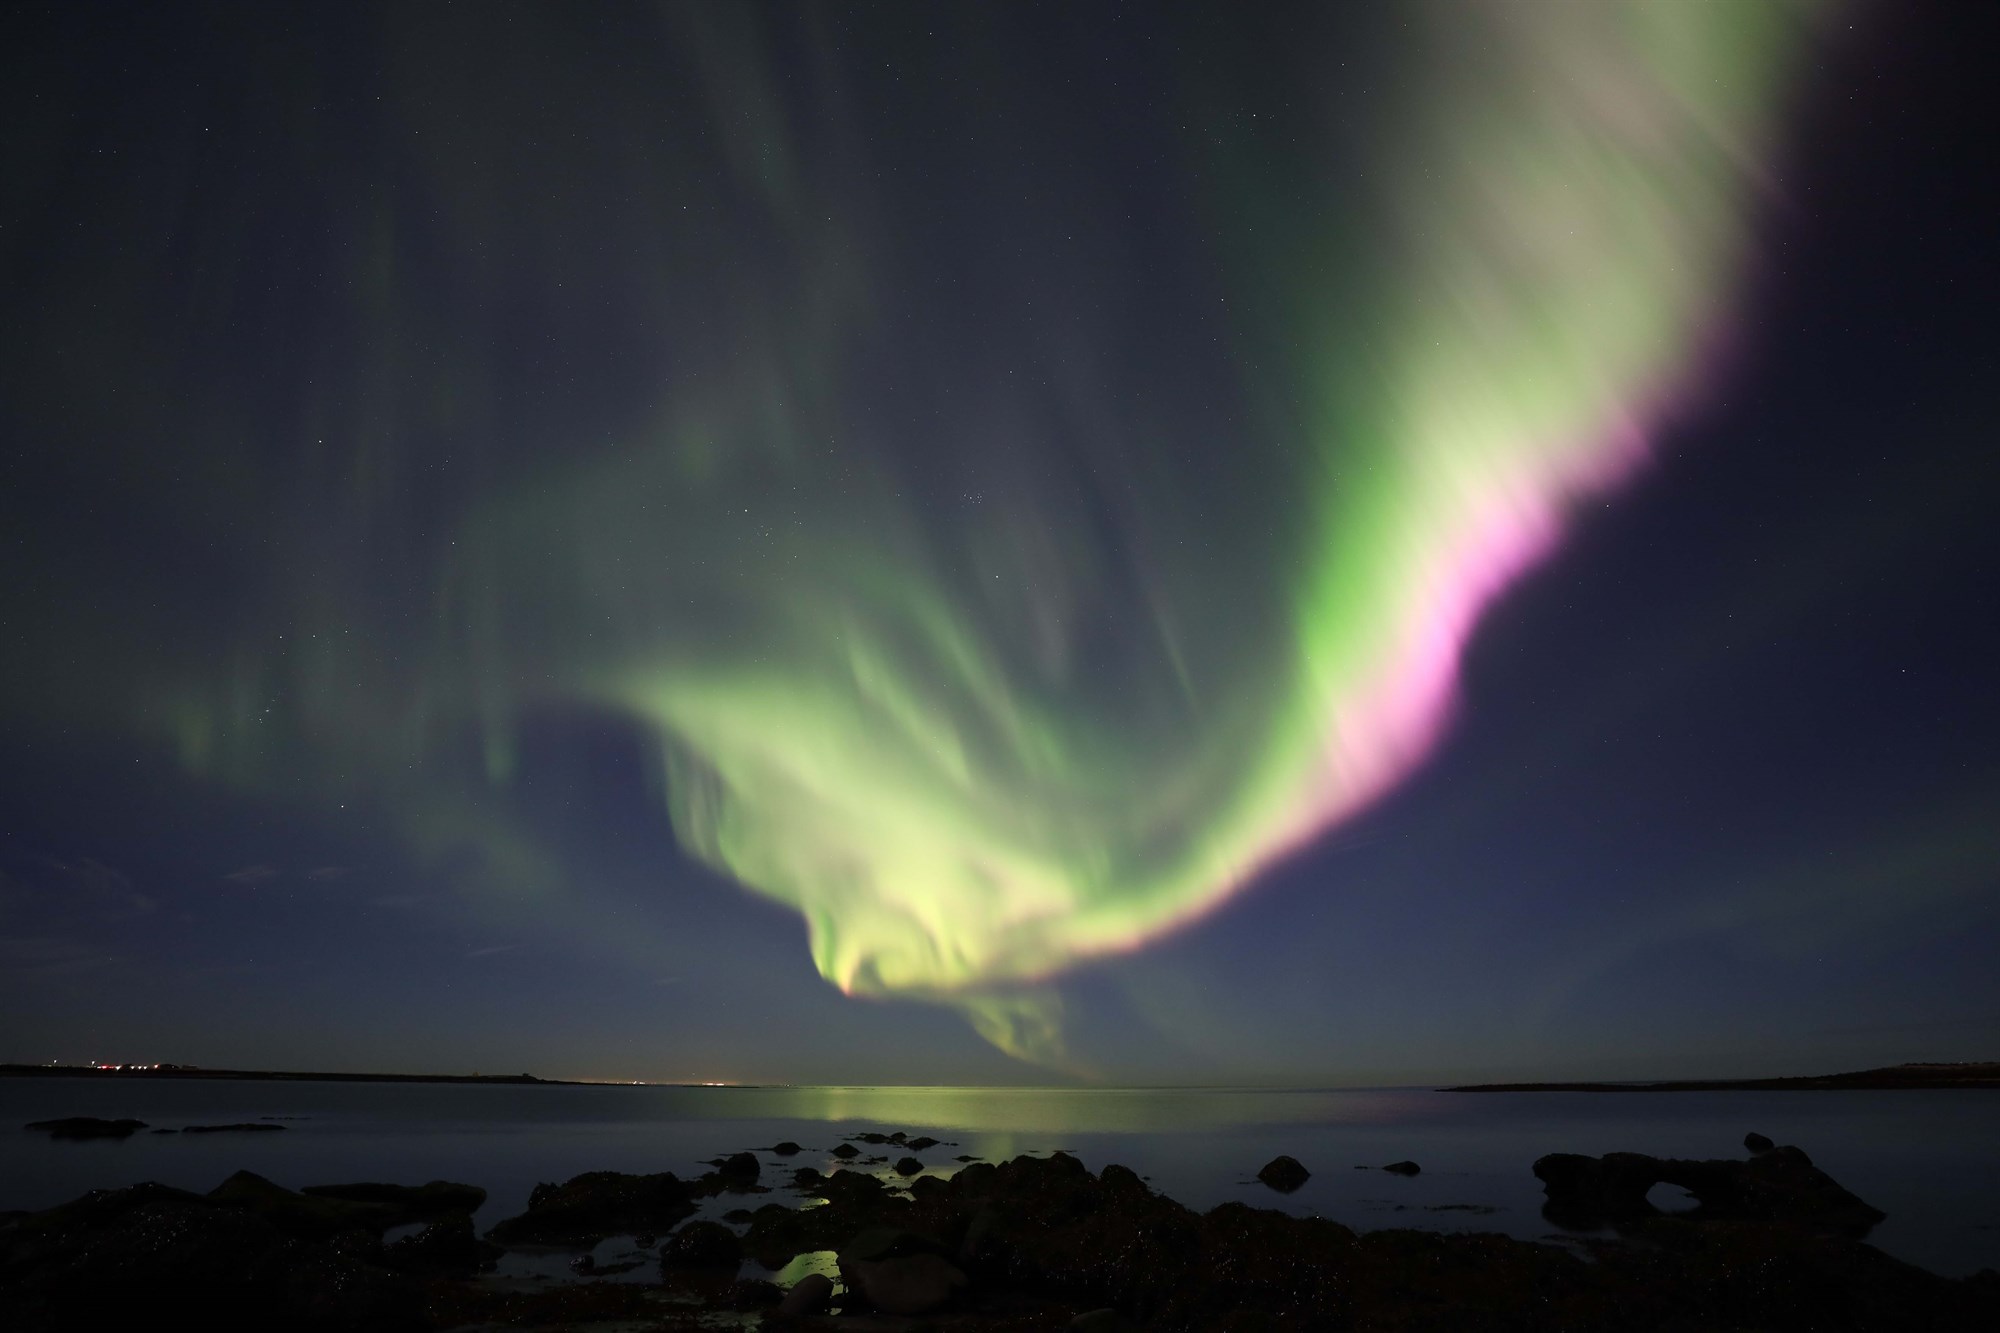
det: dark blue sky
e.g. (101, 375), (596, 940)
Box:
(2, 1), (1995, 1085)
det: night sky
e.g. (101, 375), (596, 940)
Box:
(3, 1), (1996, 1087)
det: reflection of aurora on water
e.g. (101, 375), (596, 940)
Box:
(162, 2), (1827, 1063)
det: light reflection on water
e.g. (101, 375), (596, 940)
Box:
(0, 1079), (1994, 1278)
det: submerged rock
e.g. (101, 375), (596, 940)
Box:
(184, 1122), (285, 1133)
(772, 1140), (803, 1155)
(1257, 1155), (1311, 1192)
(1382, 1160), (1422, 1176)
(22, 1117), (146, 1140)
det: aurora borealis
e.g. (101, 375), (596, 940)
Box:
(5, 1), (1999, 1084)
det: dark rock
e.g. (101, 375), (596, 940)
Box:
(1533, 1141), (1886, 1234)
(777, 1271), (835, 1316)
(841, 1224), (949, 1263)
(1257, 1155), (1311, 1192)
(772, 1140), (802, 1155)
(791, 1166), (824, 1188)
(1382, 1160), (1422, 1176)
(300, 1180), (486, 1218)
(726, 1278), (783, 1310)
(1071, 1310), (1143, 1332)
(845, 1252), (967, 1315)
(1099, 1164), (1149, 1196)
(486, 1170), (696, 1244)
(150, 1128), (178, 1134)
(0, 1180), (425, 1331)
(207, 1170), (403, 1237)
(1745, 1131), (1776, 1153)
(887, 1131), (909, 1145)
(659, 1219), (742, 1268)
(22, 1117), (147, 1140)
(718, 1150), (760, 1181)
(723, 1207), (756, 1223)
(381, 1212), (499, 1273)
(184, 1122), (286, 1133)
(907, 1135), (940, 1151)
(696, 1148), (2000, 1332)
(855, 1132), (893, 1144)
(830, 1142), (861, 1159)
(955, 1154), (982, 1162)
(895, 1155), (926, 1175)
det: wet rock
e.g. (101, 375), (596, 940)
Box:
(660, 1219), (742, 1268)
(846, 1252), (967, 1315)
(1533, 1141), (1886, 1234)
(1745, 1131), (1776, 1153)
(777, 1271), (835, 1316)
(895, 1155), (926, 1175)
(855, 1131), (893, 1144)
(831, 1142), (861, 1159)
(907, 1135), (940, 1151)
(1382, 1160), (1422, 1176)
(1070, 1310), (1142, 1332)
(791, 1166), (824, 1188)
(723, 1206), (756, 1223)
(486, 1170), (696, 1244)
(772, 1140), (803, 1155)
(1257, 1155), (1311, 1192)
(22, 1117), (147, 1140)
(717, 1150), (761, 1182)
(184, 1122), (285, 1133)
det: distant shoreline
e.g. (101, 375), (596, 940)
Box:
(0, 1063), (615, 1087)
(1442, 1062), (2000, 1092)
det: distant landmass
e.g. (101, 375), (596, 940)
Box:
(0, 1063), (582, 1086)
(1442, 1061), (2000, 1092)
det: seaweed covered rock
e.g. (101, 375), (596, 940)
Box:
(487, 1170), (696, 1243)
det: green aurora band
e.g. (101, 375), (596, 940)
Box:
(155, 1), (1828, 1064)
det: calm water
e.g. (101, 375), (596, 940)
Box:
(2, 1079), (1995, 1278)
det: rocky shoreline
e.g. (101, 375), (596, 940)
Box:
(2, 1124), (1995, 1331)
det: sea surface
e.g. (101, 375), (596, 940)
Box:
(3, 1079), (1995, 1280)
